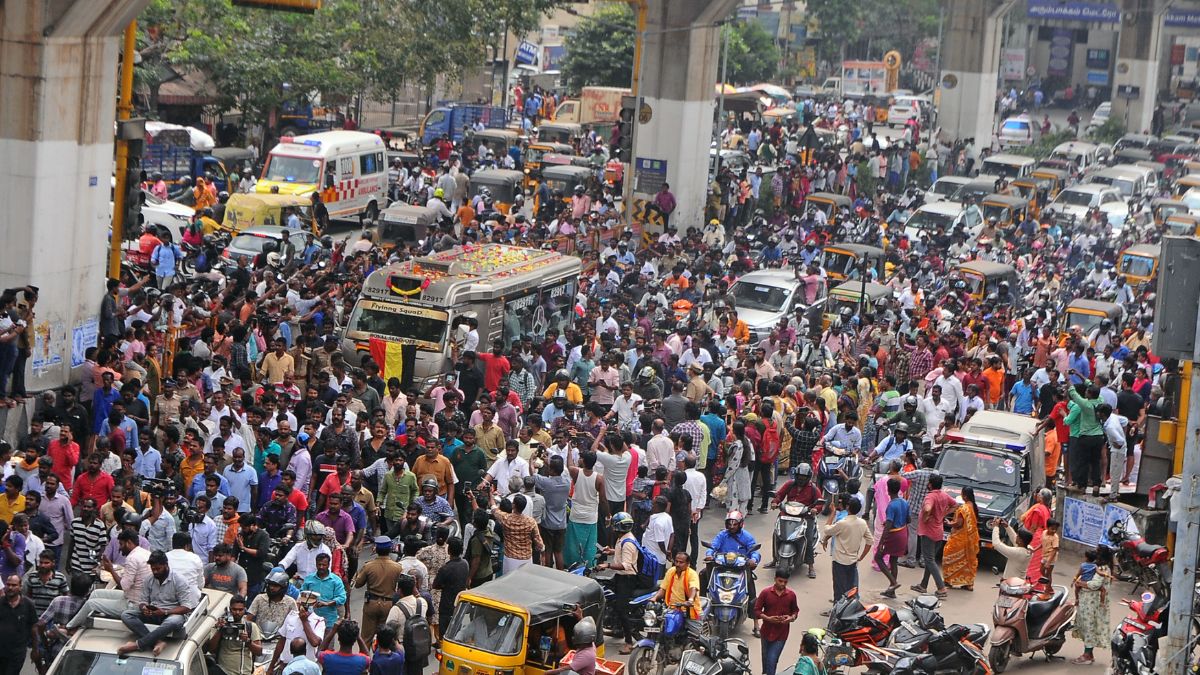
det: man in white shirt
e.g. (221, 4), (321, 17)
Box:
(682, 456), (707, 561)
(642, 497), (674, 564)
(279, 524), (332, 579)
(921, 385), (957, 442)
(1099, 403), (1128, 499)
(645, 420), (675, 470)
(166, 532), (205, 589)
(273, 602), (326, 670)
(484, 443), (530, 497)
(608, 383), (644, 432)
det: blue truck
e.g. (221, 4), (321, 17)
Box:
(419, 104), (509, 145)
(142, 127), (235, 193)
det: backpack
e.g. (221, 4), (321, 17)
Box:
(397, 599), (432, 659)
(619, 533), (663, 589)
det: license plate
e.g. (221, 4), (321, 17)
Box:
(685, 662), (706, 674)
(997, 597), (1015, 608)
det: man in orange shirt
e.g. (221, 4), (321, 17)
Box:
(982, 356), (1006, 410)
(456, 202), (476, 228)
(411, 442), (455, 497)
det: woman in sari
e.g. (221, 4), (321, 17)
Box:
(942, 486), (980, 591)
(1071, 545), (1113, 664)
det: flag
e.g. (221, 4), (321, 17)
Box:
(369, 337), (405, 381)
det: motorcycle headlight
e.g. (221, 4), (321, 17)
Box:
(718, 590), (735, 603)
(643, 610), (657, 626)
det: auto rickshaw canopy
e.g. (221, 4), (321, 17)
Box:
(463, 565), (605, 624)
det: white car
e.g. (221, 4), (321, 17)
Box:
(1044, 184), (1131, 231)
(998, 114), (1041, 148)
(903, 201), (983, 241)
(926, 176), (971, 204)
(1086, 102), (1111, 134)
(887, 101), (918, 128)
(109, 178), (195, 241)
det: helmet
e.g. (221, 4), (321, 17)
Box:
(304, 521), (326, 538)
(574, 184), (585, 194)
(611, 512), (635, 533)
(725, 511), (745, 528)
(218, 191), (230, 203)
(434, 187), (445, 198)
(894, 422), (909, 435)
(201, 207), (214, 218)
(267, 252), (282, 267)
(572, 616), (598, 646)
(266, 570), (290, 587)
(121, 513), (142, 529)
(420, 477), (439, 492)
(793, 463), (813, 480)
(904, 395), (919, 408)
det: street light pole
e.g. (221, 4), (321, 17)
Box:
(712, 22), (730, 186)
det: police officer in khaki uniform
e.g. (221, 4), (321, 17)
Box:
(353, 536), (405, 644)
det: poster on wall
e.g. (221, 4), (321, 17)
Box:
(70, 318), (98, 368)
(1001, 49), (1027, 80)
(1048, 28), (1074, 78)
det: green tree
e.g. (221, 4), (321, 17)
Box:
(559, 4), (636, 91)
(722, 20), (779, 84)
(805, 0), (864, 63)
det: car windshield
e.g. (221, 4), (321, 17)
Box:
(938, 447), (1019, 490)
(1167, 219), (1196, 236)
(982, 204), (1011, 222)
(958, 273), (985, 296)
(1183, 191), (1200, 210)
(1057, 190), (1095, 207)
(906, 210), (955, 233)
(443, 602), (525, 655)
(264, 155), (321, 183)
(1121, 254), (1155, 278)
(525, 147), (547, 164)
(1002, 120), (1029, 132)
(932, 181), (961, 196)
(52, 651), (180, 675)
(347, 303), (448, 344)
(230, 234), (272, 252)
(730, 281), (792, 312)
(982, 161), (1023, 179)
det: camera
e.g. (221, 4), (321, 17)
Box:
(222, 620), (244, 638)
(141, 477), (175, 498)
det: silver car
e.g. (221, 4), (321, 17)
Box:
(221, 225), (323, 269)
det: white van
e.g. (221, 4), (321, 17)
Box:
(1050, 141), (1100, 172)
(980, 153), (1036, 180)
(1112, 163), (1158, 197)
(1087, 167), (1145, 201)
(903, 201), (983, 241)
(257, 130), (387, 223)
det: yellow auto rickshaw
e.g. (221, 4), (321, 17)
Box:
(1165, 212), (1200, 236)
(980, 193), (1031, 230)
(472, 129), (523, 161)
(221, 192), (315, 234)
(1151, 197), (1189, 225)
(805, 192), (852, 219)
(823, 280), (892, 329)
(372, 203), (442, 249)
(439, 565), (608, 675)
(541, 165), (595, 205)
(470, 169), (525, 214)
(1119, 243), (1160, 288)
(822, 243), (886, 282)
(1174, 174), (1200, 197)
(761, 107), (800, 127)
(955, 260), (1018, 302)
(1061, 299), (1125, 341)
(524, 143), (576, 188)
(537, 122), (582, 145)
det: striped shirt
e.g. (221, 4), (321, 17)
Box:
(21, 569), (68, 614)
(68, 517), (107, 577)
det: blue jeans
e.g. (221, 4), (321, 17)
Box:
(761, 638), (787, 675)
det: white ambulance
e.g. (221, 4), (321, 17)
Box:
(257, 130), (387, 223)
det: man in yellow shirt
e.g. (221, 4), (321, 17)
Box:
(543, 371), (583, 404)
(260, 338), (295, 385)
(0, 476), (25, 525)
(654, 551), (701, 619)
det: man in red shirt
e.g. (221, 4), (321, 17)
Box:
(753, 570), (799, 675)
(912, 473), (958, 597)
(476, 340), (511, 393)
(71, 453), (114, 507)
(47, 426), (80, 492)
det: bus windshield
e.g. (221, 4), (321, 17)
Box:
(264, 155), (321, 183)
(347, 302), (447, 345)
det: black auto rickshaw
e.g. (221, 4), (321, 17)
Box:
(955, 260), (1018, 302)
(537, 122), (582, 145)
(822, 243), (886, 282)
(540, 165), (594, 208)
(823, 280), (893, 329)
(470, 169), (525, 214)
(524, 142), (576, 188)
(374, 203), (442, 249)
(439, 565), (608, 675)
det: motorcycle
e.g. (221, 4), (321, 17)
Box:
(1108, 513), (1169, 592)
(675, 636), (751, 675)
(628, 600), (712, 675)
(988, 577), (1076, 673)
(863, 624), (992, 674)
(701, 541), (761, 639)
(772, 500), (817, 578)
(817, 444), (862, 499)
(888, 594), (991, 652)
(821, 587), (900, 673)
(1110, 588), (1168, 675)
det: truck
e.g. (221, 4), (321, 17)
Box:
(142, 122), (236, 193)
(553, 86), (629, 136)
(419, 104), (508, 146)
(277, 99), (344, 137)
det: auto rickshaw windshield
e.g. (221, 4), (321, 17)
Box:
(1121, 254), (1155, 278)
(444, 601), (526, 655)
(959, 273), (985, 296)
(1064, 311), (1107, 335)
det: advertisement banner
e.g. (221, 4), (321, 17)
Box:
(1048, 28), (1074, 78)
(1166, 9), (1200, 28)
(1001, 49), (1027, 80)
(1027, 0), (1119, 23)
(1062, 498), (1141, 546)
(515, 40), (539, 67)
(1085, 48), (1110, 70)
(542, 45), (566, 72)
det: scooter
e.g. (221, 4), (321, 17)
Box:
(701, 541), (761, 639)
(1108, 513), (1170, 592)
(888, 595), (988, 651)
(988, 577), (1076, 673)
(1110, 587), (1168, 675)
(675, 636), (751, 675)
(863, 624), (992, 674)
(772, 500), (817, 578)
(817, 444), (861, 499)
(821, 587), (901, 672)
(628, 600), (712, 675)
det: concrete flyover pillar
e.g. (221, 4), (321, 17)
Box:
(0, 0), (148, 391)
(633, 0), (740, 233)
(1111, 0), (1167, 135)
(936, 0), (1013, 146)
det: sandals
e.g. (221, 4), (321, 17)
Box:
(619, 644), (634, 655)
(934, 589), (949, 599)
(1071, 655), (1094, 665)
